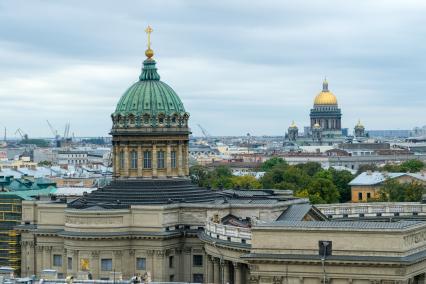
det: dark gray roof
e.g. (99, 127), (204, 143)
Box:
(277, 204), (312, 221)
(256, 220), (424, 230)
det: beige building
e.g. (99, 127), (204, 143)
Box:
(16, 30), (426, 284)
(349, 172), (426, 202)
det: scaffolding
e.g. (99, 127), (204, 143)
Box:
(0, 198), (22, 275)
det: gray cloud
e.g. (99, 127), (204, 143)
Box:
(0, 0), (425, 137)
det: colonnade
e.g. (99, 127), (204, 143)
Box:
(113, 141), (189, 178)
(206, 256), (246, 284)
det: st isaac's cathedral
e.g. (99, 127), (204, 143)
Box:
(17, 28), (426, 283)
(285, 79), (347, 147)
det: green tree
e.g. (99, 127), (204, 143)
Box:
(230, 175), (262, 189)
(382, 163), (402, 172)
(189, 165), (209, 187)
(356, 164), (378, 175)
(329, 169), (354, 203)
(379, 180), (425, 202)
(405, 182), (425, 201)
(209, 166), (233, 189)
(295, 162), (322, 176)
(303, 178), (340, 204)
(38, 160), (52, 167)
(400, 160), (425, 173)
(260, 157), (287, 171)
(378, 179), (406, 202)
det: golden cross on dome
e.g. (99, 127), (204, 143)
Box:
(145, 25), (153, 49)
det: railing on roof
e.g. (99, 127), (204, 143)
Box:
(205, 221), (252, 245)
(316, 202), (426, 218)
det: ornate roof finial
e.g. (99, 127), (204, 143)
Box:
(145, 25), (154, 59)
(322, 77), (329, 92)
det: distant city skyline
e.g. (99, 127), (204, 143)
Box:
(1, 0), (425, 138)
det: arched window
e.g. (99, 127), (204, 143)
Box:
(157, 151), (165, 169)
(119, 150), (125, 169)
(143, 151), (152, 169)
(131, 150), (138, 169)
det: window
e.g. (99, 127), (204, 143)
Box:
(171, 151), (177, 168)
(131, 151), (138, 169)
(169, 275), (175, 282)
(358, 192), (363, 201)
(67, 257), (72, 270)
(120, 151), (125, 168)
(53, 255), (62, 267)
(157, 151), (165, 169)
(367, 192), (371, 199)
(143, 115), (150, 124)
(101, 259), (112, 271)
(136, 258), (146, 270)
(193, 274), (203, 283)
(143, 151), (152, 168)
(193, 255), (203, 266)
(169, 255), (174, 268)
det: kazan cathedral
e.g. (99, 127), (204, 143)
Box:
(17, 28), (426, 284)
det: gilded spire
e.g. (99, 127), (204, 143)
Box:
(145, 25), (154, 59)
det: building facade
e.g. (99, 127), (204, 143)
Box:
(16, 30), (426, 284)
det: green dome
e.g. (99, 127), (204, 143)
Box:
(112, 58), (189, 129)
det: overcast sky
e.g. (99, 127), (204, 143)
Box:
(1, 0), (425, 138)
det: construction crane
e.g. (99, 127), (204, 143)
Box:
(63, 122), (70, 139)
(46, 120), (58, 137)
(47, 120), (61, 146)
(197, 124), (211, 138)
(15, 128), (28, 140)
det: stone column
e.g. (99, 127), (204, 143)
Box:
(152, 144), (158, 177)
(207, 256), (214, 283)
(43, 246), (52, 269)
(114, 144), (120, 177)
(174, 248), (183, 281)
(137, 146), (143, 177)
(124, 145), (129, 177)
(114, 251), (123, 275)
(36, 246), (43, 275)
(73, 250), (79, 275)
(177, 142), (183, 176)
(20, 242), (27, 276)
(184, 142), (189, 176)
(166, 142), (172, 177)
(233, 262), (241, 284)
(183, 247), (192, 282)
(61, 249), (67, 278)
(28, 242), (35, 276)
(223, 261), (230, 284)
(213, 258), (220, 284)
(153, 250), (165, 282)
(91, 251), (100, 279)
(127, 249), (135, 278)
(147, 250), (155, 279)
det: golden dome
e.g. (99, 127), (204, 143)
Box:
(355, 119), (364, 128)
(289, 120), (298, 129)
(313, 123), (321, 129)
(313, 79), (338, 105)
